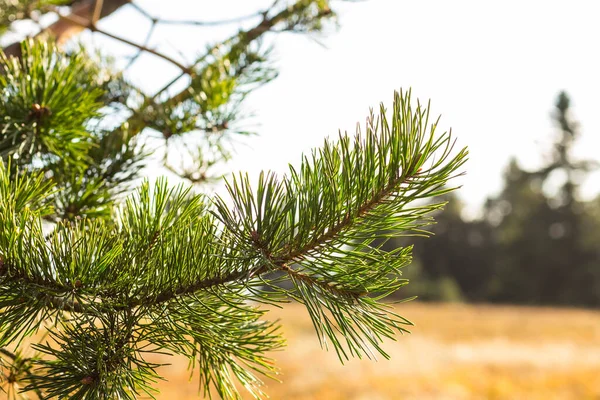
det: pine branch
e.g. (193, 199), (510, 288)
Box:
(1, 89), (467, 398)
(149, 0), (334, 105)
(0, 3), (471, 398)
(2, 90), (466, 319)
(2, 1), (337, 191)
(0, 40), (104, 167)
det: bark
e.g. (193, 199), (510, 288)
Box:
(2, 0), (130, 57)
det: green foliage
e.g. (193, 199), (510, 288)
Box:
(0, 40), (146, 222)
(145, 45), (277, 140)
(25, 314), (163, 400)
(279, 0), (335, 32)
(214, 91), (466, 359)
(0, 40), (103, 167)
(0, 2), (467, 398)
(0, 91), (466, 398)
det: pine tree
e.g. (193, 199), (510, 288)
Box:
(0, 1), (467, 398)
(483, 92), (598, 305)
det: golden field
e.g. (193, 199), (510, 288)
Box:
(3, 303), (599, 399)
(151, 302), (600, 400)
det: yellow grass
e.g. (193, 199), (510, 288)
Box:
(151, 302), (600, 400)
(3, 303), (599, 399)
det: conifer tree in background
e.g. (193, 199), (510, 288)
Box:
(391, 91), (600, 307)
(484, 92), (599, 305)
(0, 1), (467, 398)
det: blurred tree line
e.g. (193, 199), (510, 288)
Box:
(387, 92), (600, 307)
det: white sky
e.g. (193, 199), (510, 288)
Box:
(12, 0), (600, 215)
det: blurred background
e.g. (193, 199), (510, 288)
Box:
(2, 0), (600, 398)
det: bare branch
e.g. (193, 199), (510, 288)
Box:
(123, 20), (157, 70)
(129, 1), (260, 27)
(156, 13), (260, 27)
(57, 11), (191, 73)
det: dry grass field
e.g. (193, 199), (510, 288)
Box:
(3, 302), (599, 399)
(150, 302), (600, 400)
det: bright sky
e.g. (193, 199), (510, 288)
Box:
(13, 0), (600, 215)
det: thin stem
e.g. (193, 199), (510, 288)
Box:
(156, 13), (260, 27)
(91, 25), (190, 74)
(279, 263), (360, 298)
(144, 3), (283, 101)
(149, 0), (308, 102)
(157, 2), (332, 107)
(128, 1), (154, 20)
(129, 1), (260, 27)
(123, 20), (157, 70)
(57, 11), (191, 73)
(148, 38), (227, 101)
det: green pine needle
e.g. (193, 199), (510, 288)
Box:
(0, 89), (467, 399)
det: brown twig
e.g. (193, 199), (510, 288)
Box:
(57, 11), (191, 73)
